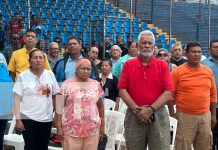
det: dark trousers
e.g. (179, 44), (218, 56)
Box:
(22, 119), (52, 150)
(0, 119), (8, 150)
(212, 108), (218, 150)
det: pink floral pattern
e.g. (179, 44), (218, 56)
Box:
(60, 78), (103, 138)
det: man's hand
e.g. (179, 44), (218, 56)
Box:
(137, 106), (153, 124)
(211, 114), (217, 128)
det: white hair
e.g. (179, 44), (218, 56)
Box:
(171, 43), (182, 51)
(138, 30), (155, 44)
(110, 45), (122, 53)
(49, 42), (59, 49)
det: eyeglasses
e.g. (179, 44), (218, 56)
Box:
(50, 48), (59, 51)
(13, 37), (19, 40)
(90, 51), (98, 55)
(55, 41), (61, 43)
(111, 49), (120, 52)
(157, 53), (168, 57)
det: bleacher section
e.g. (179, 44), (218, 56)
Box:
(112, 0), (218, 54)
(0, 0), (178, 50)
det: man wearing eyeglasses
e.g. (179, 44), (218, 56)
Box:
(3, 33), (21, 63)
(88, 46), (101, 70)
(118, 30), (173, 150)
(47, 42), (62, 70)
(87, 46), (101, 79)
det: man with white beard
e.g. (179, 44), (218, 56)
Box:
(118, 30), (173, 150)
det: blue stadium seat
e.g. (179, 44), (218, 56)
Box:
(133, 18), (140, 23)
(115, 21), (122, 27)
(124, 27), (130, 33)
(124, 22), (130, 28)
(115, 27), (122, 34)
(106, 21), (113, 27)
(132, 27), (139, 33)
(120, 13), (126, 17)
(141, 22), (148, 30)
(77, 26), (84, 32)
(106, 27), (112, 33)
(56, 26), (63, 32)
(67, 26), (73, 32)
(170, 39), (176, 45)
(150, 28), (157, 35)
(159, 34), (166, 41)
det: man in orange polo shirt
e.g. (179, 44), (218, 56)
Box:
(118, 30), (173, 150)
(170, 42), (217, 150)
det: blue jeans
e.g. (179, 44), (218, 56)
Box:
(0, 119), (8, 150)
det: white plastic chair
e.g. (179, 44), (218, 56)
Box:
(48, 146), (63, 150)
(115, 120), (126, 150)
(146, 116), (178, 150)
(105, 110), (125, 150)
(4, 118), (25, 150)
(118, 102), (127, 114)
(169, 116), (177, 150)
(104, 98), (116, 111)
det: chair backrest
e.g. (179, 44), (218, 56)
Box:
(105, 110), (125, 150)
(119, 102), (127, 114)
(104, 98), (115, 111)
(169, 116), (177, 147)
(8, 117), (16, 134)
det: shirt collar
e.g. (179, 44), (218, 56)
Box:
(208, 56), (218, 63)
(136, 56), (155, 67)
(111, 58), (120, 63)
(67, 54), (83, 62)
(99, 72), (113, 79)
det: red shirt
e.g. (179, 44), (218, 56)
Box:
(118, 56), (173, 106)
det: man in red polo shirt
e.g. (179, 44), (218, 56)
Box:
(118, 30), (173, 150)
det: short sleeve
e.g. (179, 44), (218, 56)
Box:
(51, 72), (60, 95)
(162, 62), (174, 91)
(8, 52), (16, 72)
(96, 81), (104, 97)
(0, 53), (7, 67)
(44, 53), (52, 70)
(13, 75), (24, 96)
(118, 61), (129, 89)
(59, 81), (67, 96)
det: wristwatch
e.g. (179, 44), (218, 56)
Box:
(149, 105), (156, 113)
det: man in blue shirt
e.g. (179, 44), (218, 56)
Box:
(53, 37), (83, 83)
(202, 39), (218, 150)
(53, 38), (99, 83)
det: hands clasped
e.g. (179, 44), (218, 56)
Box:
(136, 106), (154, 124)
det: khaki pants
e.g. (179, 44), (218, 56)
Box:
(175, 111), (212, 150)
(61, 133), (99, 150)
(124, 107), (170, 150)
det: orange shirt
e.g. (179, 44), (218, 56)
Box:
(172, 63), (217, 115)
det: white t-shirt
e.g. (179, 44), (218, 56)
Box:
(13, 69), (60, 122)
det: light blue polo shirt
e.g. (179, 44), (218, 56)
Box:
(65, 55), (83, 79)
(202, 56), (218, 108)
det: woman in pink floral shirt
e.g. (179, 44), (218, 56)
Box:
(56, 58), (105, 150)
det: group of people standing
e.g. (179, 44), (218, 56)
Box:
(0, 28), (217, 150)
